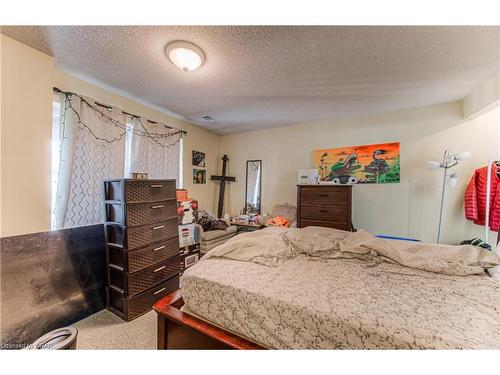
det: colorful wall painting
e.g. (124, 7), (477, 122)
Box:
(313, 142), (400, 184)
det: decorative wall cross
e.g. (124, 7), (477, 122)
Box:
(210, 154), (236, 218)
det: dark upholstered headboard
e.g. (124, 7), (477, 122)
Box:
(0, 225), (106, 349)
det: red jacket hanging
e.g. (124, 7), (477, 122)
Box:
(464, 165), (500, 231)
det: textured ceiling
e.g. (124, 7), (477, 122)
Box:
(2, 26), (499, 134)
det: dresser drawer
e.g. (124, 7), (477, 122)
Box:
(125, 180), (176, 203)
(104, 179), (176, 203)
(127, 200), (178, 226)
(109, 255), (180, 296)
(107, 275), (179, 321)
(300, 219), (350, 231)
(300, 187), (349, 206)
(105, 199), (177, 226)
(127, 218), (178, 249)
(108, 237), (180, 273)
(106, 217), (179, 249)
(300, 205), (348, 222)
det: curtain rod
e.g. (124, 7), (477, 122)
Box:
(147, 119), (174, 130)
(53, 87), (187, 135)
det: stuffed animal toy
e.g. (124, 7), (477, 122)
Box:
(177, 199), (199, 225)
(266, 216), (290, 227)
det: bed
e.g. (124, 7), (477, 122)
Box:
(154, 227), (500, 349)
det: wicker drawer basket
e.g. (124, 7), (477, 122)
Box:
(104, 179), (176, 203)
(104, 178), (180, 321)
(105, 199), (177, 226)
(109, 255), (180, 296)
(107, 237), (179, 273)
(106, 217), (179, 250)
(107, 275), (179, 321)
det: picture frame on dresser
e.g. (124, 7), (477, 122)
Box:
(103, 178), (181, 321)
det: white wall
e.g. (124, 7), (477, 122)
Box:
(1, 35), (53, 236)
(1, 35), (219, 237)
(463, 74), (500, 119)
(220, 102), (500, 244)
(2, 34), (499, 244)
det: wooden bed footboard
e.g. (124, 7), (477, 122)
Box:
(153, 290), (265, 349)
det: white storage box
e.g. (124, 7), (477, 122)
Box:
(297, 169), (318, 184)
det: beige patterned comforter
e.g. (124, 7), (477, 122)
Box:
(182, 228), (500, 349)
(204, 227), (499, 275)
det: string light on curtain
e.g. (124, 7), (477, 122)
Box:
(54, 87), (186, 148)
(51, 87), (186, 229)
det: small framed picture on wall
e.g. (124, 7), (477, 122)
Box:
(192, 150), (206, 168)
(193, 168), (206, 184)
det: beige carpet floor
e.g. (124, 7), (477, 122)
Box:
(72, 310), (156, 350)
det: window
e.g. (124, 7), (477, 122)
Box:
(51, 98), (184, 228)
(178, 136), (184, 188)
(50, 98), (62, 230)
(124, 117), (134, 177)
(122, 118), (183, 186)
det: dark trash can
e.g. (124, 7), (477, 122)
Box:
(27, 327), (78, 350)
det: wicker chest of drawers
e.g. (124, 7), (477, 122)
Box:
(103, 179), (180, 321)
(297, 185), (353, 231)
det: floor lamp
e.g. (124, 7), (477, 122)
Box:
(426, 149), (471, 243)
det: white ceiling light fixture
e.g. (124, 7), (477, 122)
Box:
(165, 41), (205, 72)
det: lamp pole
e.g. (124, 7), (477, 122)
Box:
(428, 149), (470, 244)
(436, 149), (450, 244)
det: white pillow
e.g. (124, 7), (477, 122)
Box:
(488, 242), (500, 278)
(487, 265), (500, 279)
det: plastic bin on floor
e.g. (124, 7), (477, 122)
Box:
(27, 327), (78, 350)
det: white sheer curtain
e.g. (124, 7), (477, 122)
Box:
(125, 117), (180, 185)
(53, 93), (125, 229)
(52, 92), (183, 229)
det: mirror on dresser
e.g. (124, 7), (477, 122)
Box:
(244, 160), (262, 214)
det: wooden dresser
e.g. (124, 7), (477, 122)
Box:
(103, 179), (180, 321)
(297, 185), (353, 231)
